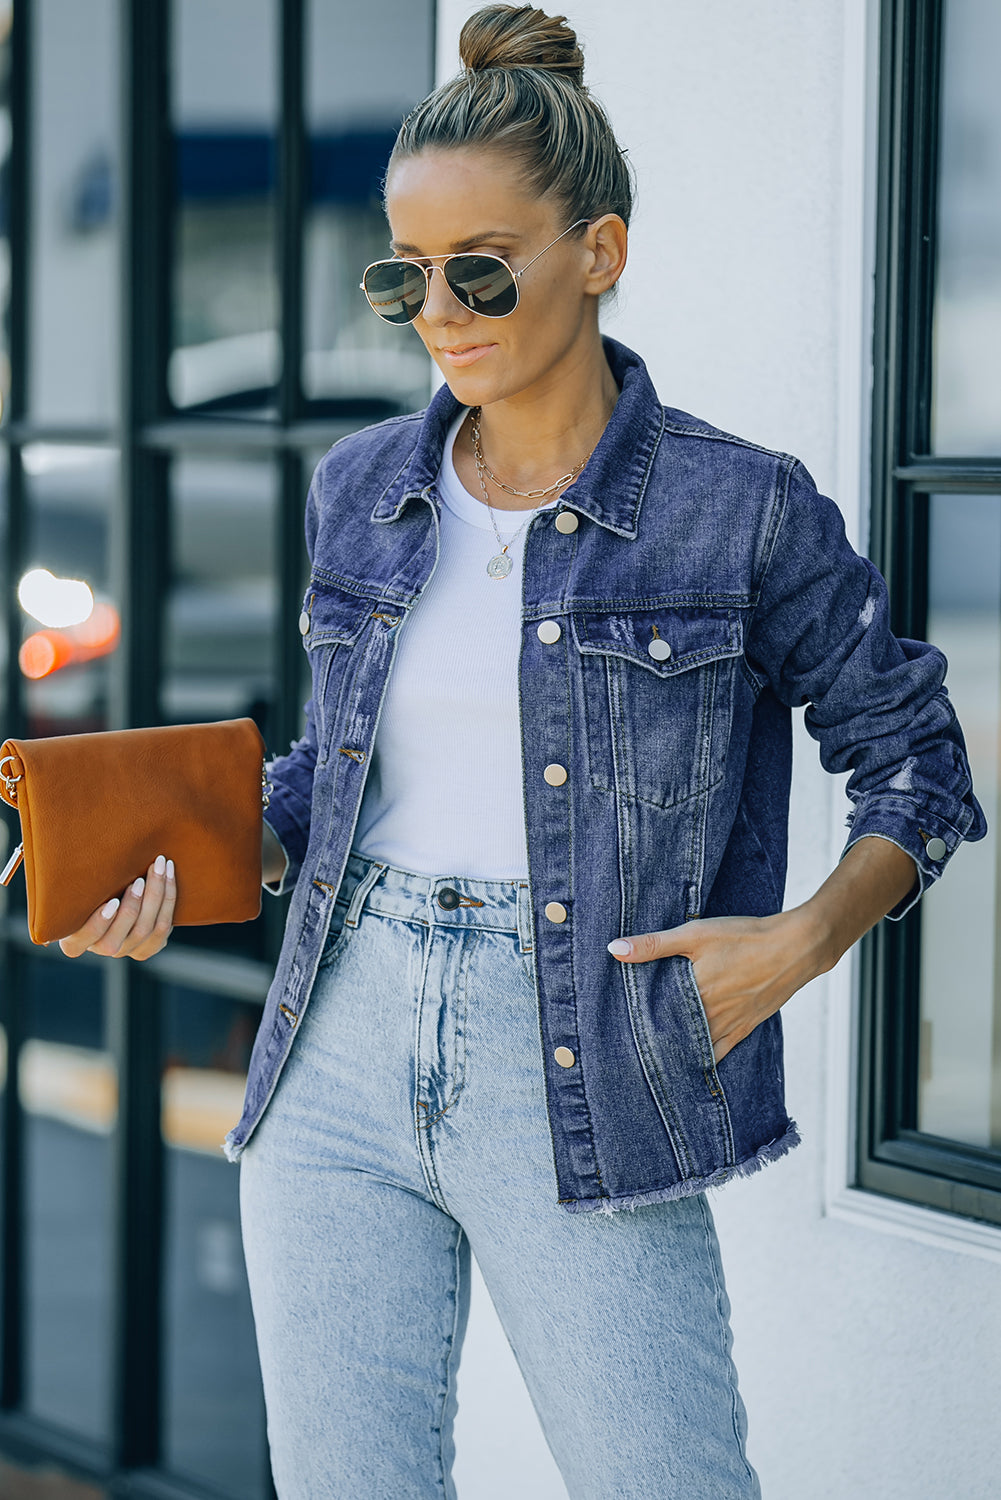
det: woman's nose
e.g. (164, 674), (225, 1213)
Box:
(420, 264), (473, 327)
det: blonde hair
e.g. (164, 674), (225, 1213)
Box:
(386, 5), (634, 238)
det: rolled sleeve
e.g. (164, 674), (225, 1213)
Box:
(261, 471), (324, 898)
(747, 457), (987, 916)
(259, 708), (318, 896)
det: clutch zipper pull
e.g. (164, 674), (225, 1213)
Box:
(0, 843), (24, 886)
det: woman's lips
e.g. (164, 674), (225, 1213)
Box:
(439, 343), (495, 367)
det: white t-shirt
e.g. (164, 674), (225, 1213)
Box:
(352, 407), (557, 878)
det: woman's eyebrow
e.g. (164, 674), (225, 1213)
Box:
(389, 229), (522, 254)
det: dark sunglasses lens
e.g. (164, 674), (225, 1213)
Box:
(362, 261), (427, 324)
(444, 255), (519, 317)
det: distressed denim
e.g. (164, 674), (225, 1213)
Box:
(224, 334), (987, 1213)
(239, 850), (761, 1500)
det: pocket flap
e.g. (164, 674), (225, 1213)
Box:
(571, 608), (741, 677)
(303, 584), (380, 647)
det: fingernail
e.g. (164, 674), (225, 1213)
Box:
(608, 939), (632, 956)
(166, 859), (174, 881)
(101, 898), (120, 919)
(131, 877), (145, 898)
(154, 855), (166, 877)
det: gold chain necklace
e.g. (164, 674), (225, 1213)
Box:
(470, 406), (594, 579)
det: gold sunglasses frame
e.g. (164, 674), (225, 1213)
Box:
(359, 218), (592, 323)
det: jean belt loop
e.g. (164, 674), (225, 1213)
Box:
(344, 859), (387, 928)
(516, 882), (534, 955)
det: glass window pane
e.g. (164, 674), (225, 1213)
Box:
(0, 1), (12, 421)
(931, 0), (1001, 455)
(161, 984), (267, 1498)
(164, 453), (277, 959)
(21, 953), (116, 1441)
(20, 444), (118, 736)
(170, 0), (279, 415)
(303, 0), (433, 416)
(918, 493), (1001, 1146)
(28, 0), (119, 425)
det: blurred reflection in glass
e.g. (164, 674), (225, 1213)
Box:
(918, 495), (1001, 1146)
(303, 0), (433, 417)
(28, 0), (119, 425)
(170, 0), (279, 415)
(21, 953), (115, 1441)
(164, 454), (277, 733)
(164, 454), (276, 960)
(931, 0), (1001, 455)
(0, 1), (11, 420)
(161, 984), (267, 1498)
(21, 444), (118, 736)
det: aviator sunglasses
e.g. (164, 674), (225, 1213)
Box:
(359, 218), (591, 325)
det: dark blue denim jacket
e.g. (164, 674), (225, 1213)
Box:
(223, 335), (986, 1214)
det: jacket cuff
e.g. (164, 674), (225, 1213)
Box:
(838, 795), (974, 921)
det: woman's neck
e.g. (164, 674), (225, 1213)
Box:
(451, 342), (621, 513)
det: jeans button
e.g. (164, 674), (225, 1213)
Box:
(437, 886), (460, 910)
(544, 901), (567, 923)
(554, 1046), (575, 1068)
(925, 837), (947, 861)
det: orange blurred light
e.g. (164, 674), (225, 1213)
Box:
(19, 603), (122, 680)
(72, 601), (121, 652)
(20, 631), (72, 680)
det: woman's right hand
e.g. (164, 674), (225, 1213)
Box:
(58, 854), (177, 961)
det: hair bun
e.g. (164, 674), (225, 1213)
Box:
(459, 5), (585, 89)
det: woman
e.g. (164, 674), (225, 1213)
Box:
(60, 6), (985, 1496)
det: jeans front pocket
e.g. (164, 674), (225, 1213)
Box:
(317, 895), (352, 972)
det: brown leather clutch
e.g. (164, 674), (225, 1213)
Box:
(0, 718), (267, 945)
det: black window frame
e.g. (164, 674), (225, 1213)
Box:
(859, 0), (1001, 1227)
(0, 1), (436, 1493)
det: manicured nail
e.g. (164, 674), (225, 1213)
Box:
(608, 939), (632, 957)
(166, 859), (174, 881)
(131, 877), (145, 898)
(101, 898), (120, 920)
(154, 855), (166, 876)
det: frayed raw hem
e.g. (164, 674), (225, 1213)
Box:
(222, 1131), (245, 1164)
(560, 1118), (802, 1215)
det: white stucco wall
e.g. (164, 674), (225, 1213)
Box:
(433, 4), (1001, 1498)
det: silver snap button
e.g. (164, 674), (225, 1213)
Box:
(298, 610), (311, 636)
(925, 837), (947, 861)
(543, 763), (568, 787)
(554, 1046), (575, 1068)
(648, 638), (672, 661)
(544, 901), (568, 924)
(537, 620), (562, 644)
(555, 511), (578, 534)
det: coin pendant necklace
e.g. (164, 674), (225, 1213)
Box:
(470, 407), (593, 579)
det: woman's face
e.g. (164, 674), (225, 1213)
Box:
(383, 147), (612, 408)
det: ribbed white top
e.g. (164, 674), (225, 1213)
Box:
(352, 407), (557, 878)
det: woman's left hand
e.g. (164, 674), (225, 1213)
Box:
(608, 908), (828, 1064)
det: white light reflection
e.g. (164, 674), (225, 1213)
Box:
(18, 567), (94, 628)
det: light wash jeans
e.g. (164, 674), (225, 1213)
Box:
(239, 849), (761, 1499)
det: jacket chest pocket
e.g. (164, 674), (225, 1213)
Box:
(301, 583), (380, 761)
(572, 607), (742, 810)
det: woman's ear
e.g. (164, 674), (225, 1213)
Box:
(583, 214), (628, 297)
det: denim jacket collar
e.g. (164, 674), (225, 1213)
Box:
(369, 334), (666, 541)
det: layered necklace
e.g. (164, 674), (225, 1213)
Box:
(470, 406), (594, 579)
